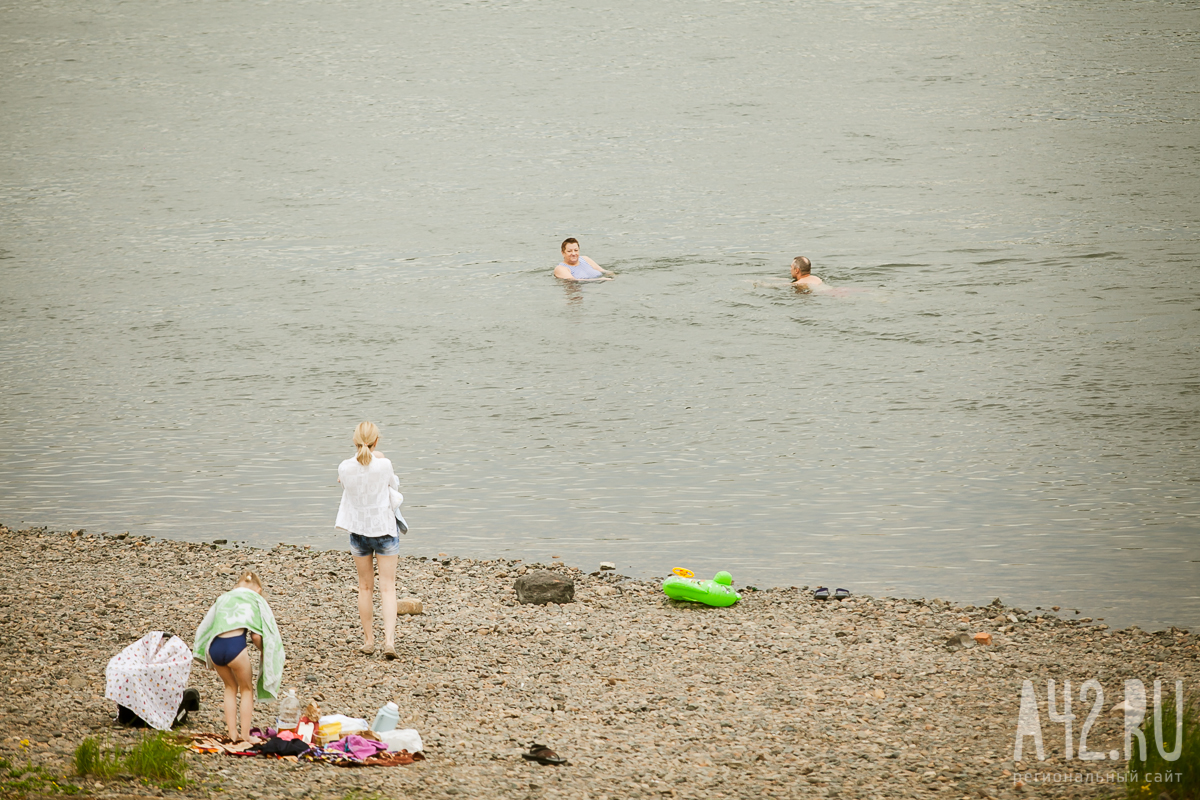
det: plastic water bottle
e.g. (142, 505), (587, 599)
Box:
(275, 688), (300, 732)
(371, 701), (399, 733)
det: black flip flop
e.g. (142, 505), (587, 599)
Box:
(833, 588), (850, 600)
(521, 743), (568, 766)
(813, 587), (830, 601)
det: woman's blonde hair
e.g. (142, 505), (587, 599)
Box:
(353, 421), (380, 466)
(236, 570), (263, 591)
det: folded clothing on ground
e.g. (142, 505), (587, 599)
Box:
(325, 735), (388, 761)
(255, 738), (310, 757)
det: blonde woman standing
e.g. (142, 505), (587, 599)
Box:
(336, 421), (402, 660)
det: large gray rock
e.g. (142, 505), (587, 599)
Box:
(514, 570), (575, 605)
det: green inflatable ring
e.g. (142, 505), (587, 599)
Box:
(661, 570), (741, 607)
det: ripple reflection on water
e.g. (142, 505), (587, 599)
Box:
(0, 0), (1197, 629)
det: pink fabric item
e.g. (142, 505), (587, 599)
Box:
(104, 632), (193, 730)
(328, 735), (389, 761)
(277, 731), (296, 741)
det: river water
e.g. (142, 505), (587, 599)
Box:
(2, 0), (1198, 629)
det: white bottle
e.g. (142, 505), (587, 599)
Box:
(275, 688), (300, 732)
(371, 701), (399, 733)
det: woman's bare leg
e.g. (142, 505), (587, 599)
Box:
(377, 554), (398, 649)
(354, 554), (376, 648)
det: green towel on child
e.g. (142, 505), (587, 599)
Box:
(193, 588), (285, 700)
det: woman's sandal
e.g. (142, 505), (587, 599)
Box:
(813, 587), (830, 601)
(521, 743), (567, 766)
(383, 645), (397, 661)
(360, 642), (375, 655)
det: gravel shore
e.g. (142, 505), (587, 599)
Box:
(2, 523), (1196, 800)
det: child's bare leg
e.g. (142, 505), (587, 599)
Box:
(212, 663), (239, 740)
(227, 649), (255, 741)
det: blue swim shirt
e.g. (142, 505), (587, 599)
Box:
(559, 260), (603, 279)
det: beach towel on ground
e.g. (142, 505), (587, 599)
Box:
(192, 587), (284, 700)
(105, 632), (193, 731)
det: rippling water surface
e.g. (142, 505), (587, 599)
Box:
(2, 0), (1198, 628)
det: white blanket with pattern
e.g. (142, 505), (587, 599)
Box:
(105, 632), (193, 730)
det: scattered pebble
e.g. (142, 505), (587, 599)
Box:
(2, 523), (1196, 800)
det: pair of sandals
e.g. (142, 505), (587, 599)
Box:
(814, 587), (850, 601)
(521, 743), (567, 766)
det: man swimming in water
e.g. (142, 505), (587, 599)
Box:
(790, 256), (824, 289)
(554, 238), (614, 282)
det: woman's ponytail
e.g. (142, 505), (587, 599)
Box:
(353, 421), (380, 466)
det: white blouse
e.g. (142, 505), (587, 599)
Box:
(335, 455), (400, 538)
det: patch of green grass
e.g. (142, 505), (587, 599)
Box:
(340, 790), (387, 800)
(73, 731), (189, 791)
(124, 733), (189, 786)
(1126, 696), (1199, 799)
(7, 731), (195, 799)
(3, 731), (192, 800)
(0, 744), (82, 798)
(72, 736), (123, 779)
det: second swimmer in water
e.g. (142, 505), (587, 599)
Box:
(791, 256), (825, 290)
(554, 237), (615, 282)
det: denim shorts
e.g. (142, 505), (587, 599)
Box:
(349, 532), (401, 558)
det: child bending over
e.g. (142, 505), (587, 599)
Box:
(192, 570), (285, 741)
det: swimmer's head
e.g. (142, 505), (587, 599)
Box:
(235, 570), (263, 594)
(791, 256), (812, 278)
(561, 238), (581, 265)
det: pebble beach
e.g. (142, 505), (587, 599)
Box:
(2, 523), (1197, 800)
